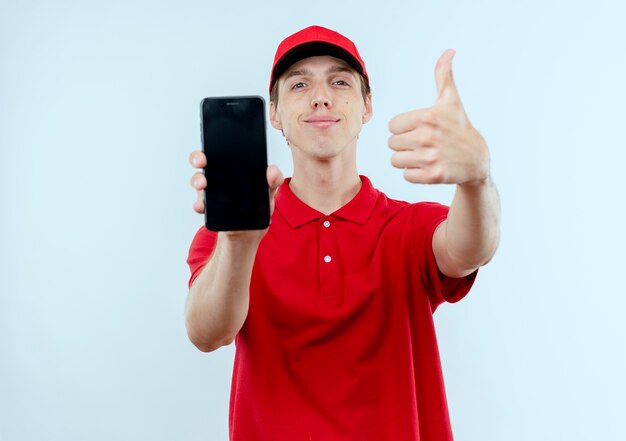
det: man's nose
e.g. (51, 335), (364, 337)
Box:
(310, 84), (333, 109)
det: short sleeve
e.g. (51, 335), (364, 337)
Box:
(186, 226), (218, 289)
(410, 202), (478, 311)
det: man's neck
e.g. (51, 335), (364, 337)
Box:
(288, 149), (362, 215)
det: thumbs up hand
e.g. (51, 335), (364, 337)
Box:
(388, 49), (490, 186)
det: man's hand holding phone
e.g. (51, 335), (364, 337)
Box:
(189, 150), (283, 239)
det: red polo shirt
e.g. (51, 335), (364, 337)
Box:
(187, 176), (477, 441)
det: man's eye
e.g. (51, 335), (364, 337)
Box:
(292, 82), (305, 89)
(334, 80), (349, 86)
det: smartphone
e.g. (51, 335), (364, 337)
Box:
(200, 96), (270, 231)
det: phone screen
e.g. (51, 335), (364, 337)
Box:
(201, 96), (270, 231)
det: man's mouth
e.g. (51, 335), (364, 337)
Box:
(303, 117), (340, 128)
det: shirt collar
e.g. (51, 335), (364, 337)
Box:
(275, 175), (379, 229)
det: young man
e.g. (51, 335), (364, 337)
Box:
(186, 26), (500, 441)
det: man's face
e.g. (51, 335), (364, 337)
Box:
(269, 55), (373, 160)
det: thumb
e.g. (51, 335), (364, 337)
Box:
(267, 164), (284, 194)
(267, 164), (284, 218)
(434, 48), (460, 104)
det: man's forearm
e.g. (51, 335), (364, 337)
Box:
(185, 233), (261, 352)
(439, 177), (501, 276)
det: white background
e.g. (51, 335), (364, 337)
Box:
(1, 0), (625, 440)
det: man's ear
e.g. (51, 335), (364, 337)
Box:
(362, 94), (373, 124)
(269, 101), (283, 130)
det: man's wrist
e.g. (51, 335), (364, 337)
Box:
(458, 175), (491, 190)
(219, 230), (265, 248)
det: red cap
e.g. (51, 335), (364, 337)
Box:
(269, 25), (369, 93)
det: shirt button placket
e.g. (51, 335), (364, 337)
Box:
(319, 217), (337, 298)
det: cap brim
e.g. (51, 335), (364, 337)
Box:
(271, 41), (365, 91)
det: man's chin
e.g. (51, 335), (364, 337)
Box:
(299, 145), (343, 160)
(288, 136), (356, 160)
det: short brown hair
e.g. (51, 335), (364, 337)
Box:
(270, 72), (371, 107)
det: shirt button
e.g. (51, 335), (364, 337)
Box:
(324, 255), (332, 263)
(323, 220), (331, 228)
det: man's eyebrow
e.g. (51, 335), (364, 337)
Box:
(326, 65), (356, 76)
(282, 64), (357, 81)
(283, 68), (313, 81)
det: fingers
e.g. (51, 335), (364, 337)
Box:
(189, 150), (206, 168)
(190, 171), (206, 190)
(403, 167), (445, 184)
(388, 127), (444, 183)
(388, 125), (439, 151)
(388, 108), (437, 135)
(390, 150), (438, 169)
(193, 194), (204, 214)
(189, 150), (206, 214)
(190, 171), (206, 213)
